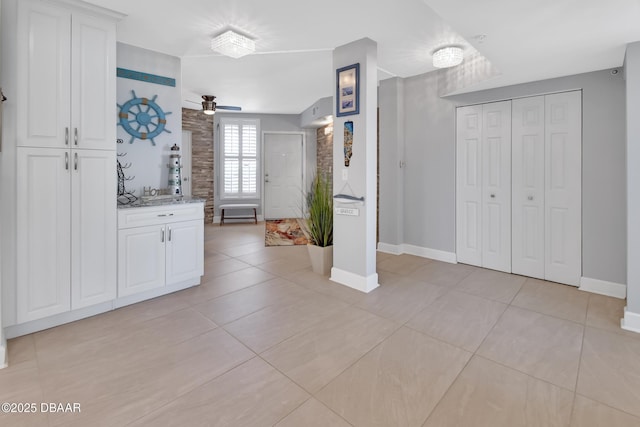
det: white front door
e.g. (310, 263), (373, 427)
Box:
(481, 101), (512, 273)
(264, 133), (303, 219)
(181, 130), (192, 197)
(512, 96), (545, 279)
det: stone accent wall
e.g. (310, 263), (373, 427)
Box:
(316, 124), (333, 191)
(182, 108), (214, 223)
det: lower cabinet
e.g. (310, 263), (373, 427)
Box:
(16, 147), (116, 323)
(117, 204), (204, 299)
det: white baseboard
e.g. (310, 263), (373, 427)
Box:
(377, 242), (403, 255)
(0, 340), (6, 369)
(621, 307), (640, 334)
(403, 244), (457, 264)
(5, 301), (114, 339)
(330, 268), (379, 293)
(579, 277), (626, 299)
(376, 242), (457, 264)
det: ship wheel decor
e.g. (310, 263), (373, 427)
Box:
(118, 90), (172, 145)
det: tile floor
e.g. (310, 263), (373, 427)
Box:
(2, 223), (640, 427)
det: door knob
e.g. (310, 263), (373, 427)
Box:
(528, 196), (534, 201)
(490, 194), (495, 198)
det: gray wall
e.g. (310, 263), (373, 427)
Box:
(380, 68), (626, 285)
(378, 78), (405, 247)
(626, 43), (640, 311)
(213, 112), (314, 218)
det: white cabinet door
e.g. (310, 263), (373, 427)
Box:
(456, 105), (483, 267)
(71, 150), (117, 308)
(17, 1), (71, 148)
(118, 225), (166, 297)
(17, 148), (71, 322)
(481, 101), (512, 272)
(512, 96), (545, 279)
(71, 13), (116, 150)
(166, 220), (204, 285)
(545, 91), (582, 286)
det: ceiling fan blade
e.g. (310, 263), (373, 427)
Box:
(217, 105), (242, 111)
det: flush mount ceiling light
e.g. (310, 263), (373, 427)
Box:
(211, 30), (255, 59)
(432, 46), (464, 68)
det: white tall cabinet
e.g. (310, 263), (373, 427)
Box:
(456, 91), (582, 286)
(6, 0), (119, 324)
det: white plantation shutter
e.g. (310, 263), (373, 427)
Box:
(221, 118), (259, 199)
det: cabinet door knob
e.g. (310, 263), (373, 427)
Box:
(74, 128), (78, 146)
(168, 227), (172, 242)
(65, 152), (69, 170)
(65, 127), (69, 146)
(528, 196), (534, 201)
(161, 228), (165, 243)
(74, 153), (78, 171)
(490, 194), (496, 198)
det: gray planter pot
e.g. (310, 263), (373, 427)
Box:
(307, 244), (333, 276)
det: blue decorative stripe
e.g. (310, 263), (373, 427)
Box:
(116, 68), (176, 87)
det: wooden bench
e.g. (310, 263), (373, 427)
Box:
(219, 203), (258, 225)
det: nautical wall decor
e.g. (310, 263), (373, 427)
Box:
(344, 121), (354, 167)
(116, 68), (176, 87)
(118, 90), (172, 145)
(167, 143), (182, 196)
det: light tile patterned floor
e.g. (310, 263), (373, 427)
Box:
(2, 223), (640, 426)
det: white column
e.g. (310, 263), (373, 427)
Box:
(623, 41), (640, 333)
(330, 38), (379, 292)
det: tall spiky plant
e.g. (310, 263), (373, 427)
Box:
(306, 173), (333, 247)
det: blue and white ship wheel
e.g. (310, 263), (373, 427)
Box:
(118, 90), (172, 145)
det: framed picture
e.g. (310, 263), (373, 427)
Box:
(336, 63), (359, 117)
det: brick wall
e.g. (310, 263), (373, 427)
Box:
(316, 124), (333, 191)
(182, 108), (214, 223)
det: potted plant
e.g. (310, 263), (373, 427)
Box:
(306, 173), (333, 275)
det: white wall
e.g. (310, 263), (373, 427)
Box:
(116, 43), (182, 196)
(0, 0), (6, 368)
(379, 68), (627, 286)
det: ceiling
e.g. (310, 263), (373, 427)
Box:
(84, 0), (640, 114)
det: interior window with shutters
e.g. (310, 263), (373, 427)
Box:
(221, 118), (260, 199)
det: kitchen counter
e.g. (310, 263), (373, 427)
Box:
(118, 196), (206, 209)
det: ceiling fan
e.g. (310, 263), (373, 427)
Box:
(185, 95), (242, 115)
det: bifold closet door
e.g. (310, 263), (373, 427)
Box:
(512, 96), (545, 279)
(512, 91), (582, 285)
(456, 101), (512, 272)
(545, 91), (581, 286)
(456, 105), (483, 266)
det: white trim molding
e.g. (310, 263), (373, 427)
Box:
(0, 343), (6, 369)
(579, 277), (627, 299)
(377, 242), (457, 264)
(377, 242), (403, 255)
(621, 307), (640, 334)
(330, 268), (379, 293)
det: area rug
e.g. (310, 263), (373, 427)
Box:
(265, 218), (309, 246)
